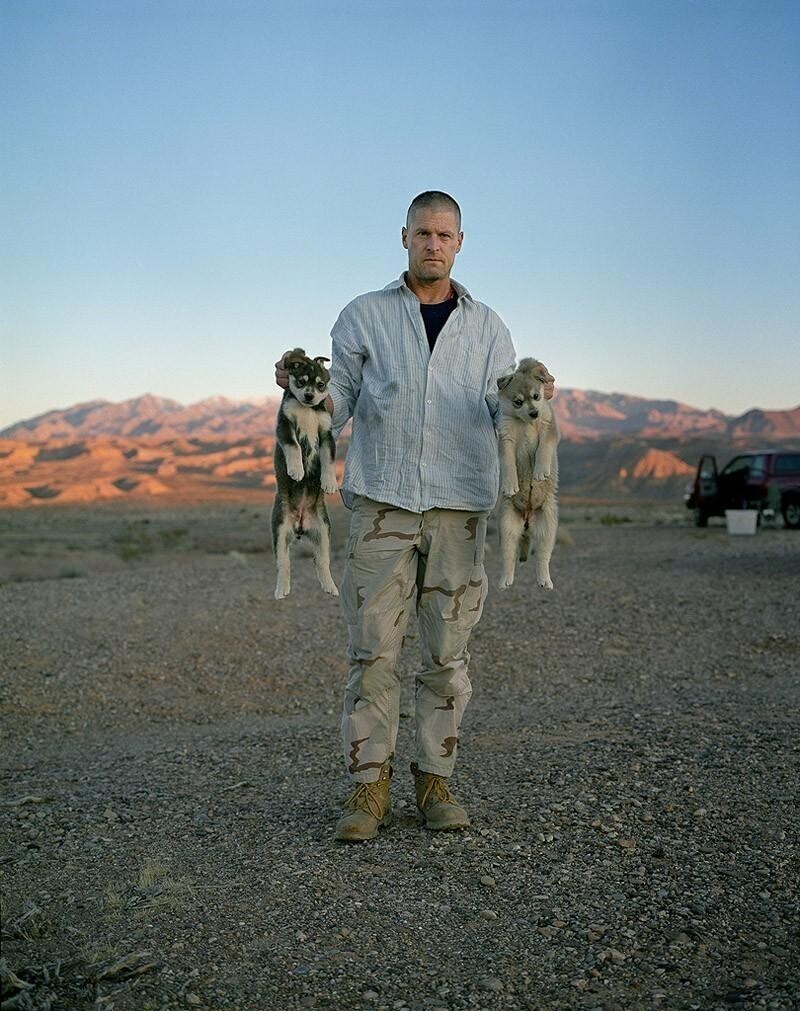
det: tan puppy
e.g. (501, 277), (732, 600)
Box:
(496, 359), (560, 590)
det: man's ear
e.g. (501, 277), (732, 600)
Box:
(497, 374), (514, 390)
(401, 226), (408, 249)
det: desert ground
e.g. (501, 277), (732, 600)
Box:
(1, 501), (798, 1011)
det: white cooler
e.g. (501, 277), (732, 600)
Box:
(725, 509), (758, 535)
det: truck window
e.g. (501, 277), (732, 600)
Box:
(721, 456), (751, 476)
(775, 454), (800, 474)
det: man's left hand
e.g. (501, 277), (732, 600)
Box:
(539, 365), (555, 401)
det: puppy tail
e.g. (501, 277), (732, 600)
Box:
(519, 526), (531, 563)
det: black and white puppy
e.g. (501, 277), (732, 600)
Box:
(271, 348), (338, 600)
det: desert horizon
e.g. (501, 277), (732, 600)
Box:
(2, 388), (798, 509)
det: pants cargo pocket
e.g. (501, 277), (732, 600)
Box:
(454, 513), (488, 631)
(457, 564), (488, 631)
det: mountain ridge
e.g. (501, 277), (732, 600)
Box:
(1, 392), (798, 507)
(4, 391), (798, 443)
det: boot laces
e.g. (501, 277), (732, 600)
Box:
(420, 775), (456, 810)
(345, 782), (385, 821)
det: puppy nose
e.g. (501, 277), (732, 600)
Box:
(528, 409), (539, 418)
(304, 392), (314, 402)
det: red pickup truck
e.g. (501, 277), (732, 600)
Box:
(685, 450), (800, 529)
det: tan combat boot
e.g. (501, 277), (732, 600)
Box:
(411, 763), (470, 831)
(334, 761), (392, 842)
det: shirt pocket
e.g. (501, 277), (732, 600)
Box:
(450, 352), (487, 393)
(366, 366), (404, 401)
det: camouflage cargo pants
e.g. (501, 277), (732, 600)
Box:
(340, 495), (489, 782)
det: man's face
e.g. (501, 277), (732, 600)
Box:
(402, 206), (463, 284)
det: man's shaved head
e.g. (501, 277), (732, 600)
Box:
(406, 190), (462, 230)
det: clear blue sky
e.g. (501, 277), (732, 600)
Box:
(2, 0), (799, 428)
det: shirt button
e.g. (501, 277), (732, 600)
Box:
(426, 399), (432, 404)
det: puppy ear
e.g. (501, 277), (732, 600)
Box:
(313, 356), (331, 366)
(533, 363), (555, 384)
(497, 374), (515, 390)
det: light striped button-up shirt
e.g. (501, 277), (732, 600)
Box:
(328, 273), (517, 513)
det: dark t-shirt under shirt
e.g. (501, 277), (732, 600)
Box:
(419, 295), (457, 352)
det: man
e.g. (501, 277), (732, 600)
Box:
(275, 191), (554, 842)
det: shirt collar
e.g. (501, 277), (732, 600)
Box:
(384, 272), (473, 302)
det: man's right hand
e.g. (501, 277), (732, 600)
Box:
(274, 351), (292, 390)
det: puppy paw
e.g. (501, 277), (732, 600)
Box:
(537, 576), (554, 590)
(319, 576), (339, 596)
(501, 484), (519, 498)
(497, 576), (514, 591)
(286, 462), (305, 482)
(533, 468), (550, 481)
(275, 581), (291, 599)
(322, 476), (338, 495)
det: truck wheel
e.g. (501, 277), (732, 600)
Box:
(782, 498), (800, 530)
(693, 508), (708, 528)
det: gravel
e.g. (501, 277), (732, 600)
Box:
(1, 514), (798, 1010)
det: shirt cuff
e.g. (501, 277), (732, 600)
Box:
(328, 384), (350, 436)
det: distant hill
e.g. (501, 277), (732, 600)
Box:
(1, 391), (798, 507)
(0, 394), (279, 443)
